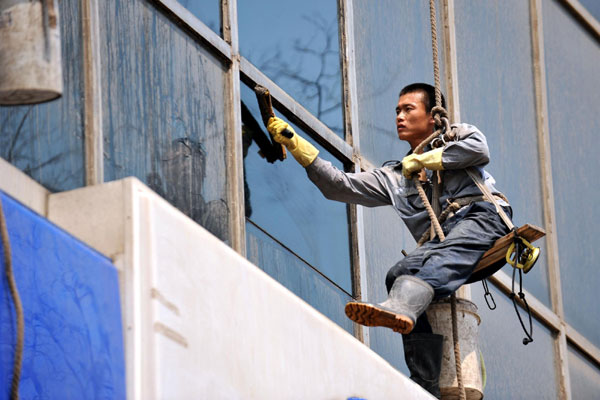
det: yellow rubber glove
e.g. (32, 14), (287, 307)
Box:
(267, 117), (319, 167)
(401, 147), (444, 178)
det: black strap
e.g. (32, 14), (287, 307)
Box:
(509, 240), (534, 345)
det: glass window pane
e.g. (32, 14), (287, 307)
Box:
(0, 0), (84, 192)
(178, 0), (221, 36)
(471, 283), (559, 399)
(543, 0), (600, 348)
(454, 0), (550, 306)
(353, 0), (446, 165)
(99, 0), (230, 243)
(246, 222), (353, 334)
(568, 345), (600, 399)
(241, 83), (351, 292)
(238, 0), (343, 136)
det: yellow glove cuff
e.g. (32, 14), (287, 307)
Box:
(289, 134), (319, 167)
(401, 147), (444, 178)
(417, 147), (444, 171)
(401, 153), (422, 178)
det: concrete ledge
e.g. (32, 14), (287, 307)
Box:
(0, 157), (49, 216)
(47, 178), (434, 399)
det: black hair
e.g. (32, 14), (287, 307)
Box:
(399, 83), (446, 113)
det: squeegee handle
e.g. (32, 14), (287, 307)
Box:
(254, 85), (294, 139)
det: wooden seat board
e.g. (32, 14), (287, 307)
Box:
(473, 224), (546, 275)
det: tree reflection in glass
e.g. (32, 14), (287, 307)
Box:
(238, 0), (343, 136)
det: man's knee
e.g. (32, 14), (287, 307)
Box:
(386, 261), (412, 293)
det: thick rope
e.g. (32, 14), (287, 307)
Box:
(428, 0), (466, 398)
(0, 199), (24, 400)
(414, 181), (445, 242)
(429, 0), (443, 112)
(412, 126), (447, 243)
(451, 293), (466, 399)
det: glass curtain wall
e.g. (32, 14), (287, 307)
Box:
(543, 0), (600, 348)
(3, 0), (600, 397)
(98, 0), (231, 243)
(454, 0), (550, 306)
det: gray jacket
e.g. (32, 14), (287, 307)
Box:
(305, 123), (507, 241)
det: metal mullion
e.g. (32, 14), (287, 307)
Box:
(151, 0), (232, 62)
(239, 57), (353, 164)
(82, 0), (103, 185)
(338, 0), (360, 150)
(530, 0), (571, 398)
(565, 324), (600, 365)
(560, 0), (600, 40)
(339, 0), (369, 345)
(442, 0), (461, 125)
(222, 0), (245, 256)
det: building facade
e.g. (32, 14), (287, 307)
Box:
(1, 0), (600, 398)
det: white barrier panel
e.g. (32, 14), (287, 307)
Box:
(48, 178), (434, 400)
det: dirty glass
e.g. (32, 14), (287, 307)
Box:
(99, 0), (230, 243)
(177, 0), (221, 36)
(454, 0), (550, 306)
(0, 0), (84, 192)
(246, 222), (353, 334)
(237, 0), (343, 136)
(543, 0), (600, 348)
(471, 283), (558, 399)
(568, 345), (600, 399)
(352, 0), (446, 166)
(241, 83), (352, 293)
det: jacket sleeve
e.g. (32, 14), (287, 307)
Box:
(441, 123), (490, 169)
(305, 157), (394, 207)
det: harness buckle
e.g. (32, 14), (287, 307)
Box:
(505, 236), (540, 274)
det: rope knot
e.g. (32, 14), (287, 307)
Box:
(431, 106), (448, 129)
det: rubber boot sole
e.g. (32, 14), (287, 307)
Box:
(345, 301), (414, 334)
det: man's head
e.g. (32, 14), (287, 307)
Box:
(396, 83), (446, 150)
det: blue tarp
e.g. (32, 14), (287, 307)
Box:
(0, 192), (126, 399)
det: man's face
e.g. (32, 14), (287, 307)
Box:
(395, 91), (435, 151)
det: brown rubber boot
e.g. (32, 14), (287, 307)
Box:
(344, 276), (434, 334)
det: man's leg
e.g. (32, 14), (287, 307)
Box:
(345, 202), (510, 333)
(344, 273), (434, 333)
(386, 201), (511, 299)
(403, 314), (444, 399)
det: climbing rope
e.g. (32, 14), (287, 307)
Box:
(0, 199), (24, 400)
(450, 293), (466, 398)
(416, 195), (485, 246)
(422, 0), (467, 398)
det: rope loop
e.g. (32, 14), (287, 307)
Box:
(431, 105), (448, 129)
